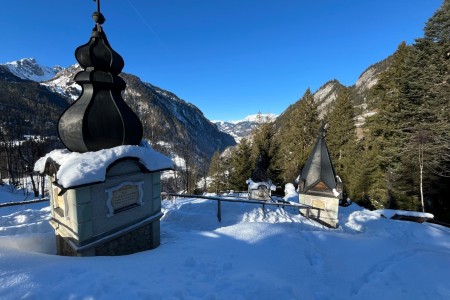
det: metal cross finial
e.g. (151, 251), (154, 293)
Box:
(94, 0), (101, 13)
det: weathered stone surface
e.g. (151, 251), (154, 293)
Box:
(95, 222), (160, 256)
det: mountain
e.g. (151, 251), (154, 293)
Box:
(313, 57), (391, 119)
(352, 56), (393, 109)
(0, 59), (236, 167)
(283, 56), (392, 128)
(351, 57), (393, 130)
(0, 65), (69, 137)
(0, 55), (390, 164)
(214, 58), (390, 143)
(41, 64), (81, 101)
(274, 56), (392, 143)
(0, 65), (25, 82)
(313, 80), (346, 118)
(2, 58), (62, 82)
(120, 74), (236, 161)
(213, 113), (278, 143)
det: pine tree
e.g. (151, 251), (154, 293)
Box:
(276, 104), (302, 182)
(344, 140), (368, 202)
(364, 42), (414, 209)
(325, 87), (357, 195)
(276, 88), (320, 183)
(357, 1), (450, 216)
(397, 0), (450, 216)
(250, 116), (281, 186)
(207, 151), (228, 194)
(424, 0), (450, 43)
(229, 138), (253, 190)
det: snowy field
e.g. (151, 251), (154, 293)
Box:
(1, 185), (449, 300)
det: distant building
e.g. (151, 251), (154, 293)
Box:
(247, 155), (275, 201)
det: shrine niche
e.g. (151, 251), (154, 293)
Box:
(34, 0), (173, 256)
(297, 124), (342, 228)
(246, 155), (276, 201)
(38, 155), (171, 256)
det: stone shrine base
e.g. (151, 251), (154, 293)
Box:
(299, 194), (339, 228)
(55, 213), (162, 256)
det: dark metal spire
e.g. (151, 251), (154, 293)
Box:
(58, 0), (143, 153)
(95, 0), (101, 13)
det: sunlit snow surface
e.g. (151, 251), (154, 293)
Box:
(1, 186), (449, 300)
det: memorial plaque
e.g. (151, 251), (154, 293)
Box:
(106, 181), (144, 216)
(312, 199), (326, 210)
(112, 185), (139, 211)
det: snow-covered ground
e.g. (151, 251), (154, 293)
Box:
(1, 185), (449, 300)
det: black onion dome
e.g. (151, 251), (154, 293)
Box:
(57, 8), (143, 153)
(75, 25), (124, 75)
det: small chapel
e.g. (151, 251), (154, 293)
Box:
(246, 155), (276, 201)
(297, 124), (343, 228)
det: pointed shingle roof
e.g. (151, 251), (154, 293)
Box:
(300, 124), (337, 193)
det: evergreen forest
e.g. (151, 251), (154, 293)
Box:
(207, 1), (450, 223)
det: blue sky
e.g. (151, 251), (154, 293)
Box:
(0, 0), (443, 121)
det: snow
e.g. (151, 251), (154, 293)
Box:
(363, 111), (377, 118)
(2, 58), (60, 82)
(376, 209), (434, 219)
(332, 188), (340, 197)
(33, 142), (173, 188)
(214, 113), (278, 125)
(1, 184), (449, 299)
(171, 154), (186, 169)
(354, 111), (377, 128)
(283, 183), (299, 203)
(240, 113), (278, 123)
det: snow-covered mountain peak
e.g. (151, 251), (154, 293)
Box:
(214, 113), (278, 125)
(213, 113), (278, 143)
(240, 113), (278, 124)
(41, 63), (82, 101)
(2, 58), (61, 82)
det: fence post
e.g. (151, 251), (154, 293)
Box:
(217, 200), (222, 222)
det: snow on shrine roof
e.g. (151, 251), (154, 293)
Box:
(34, 142), (173, 189)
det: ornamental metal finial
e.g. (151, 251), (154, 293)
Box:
(92, 0), (105, 26)
(57, 0), (143, 153)
(95, 0), (100, 12)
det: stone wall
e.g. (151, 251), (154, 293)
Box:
(299, 194), (339, 228)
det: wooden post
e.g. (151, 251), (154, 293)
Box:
(217, 200), (222, 222)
